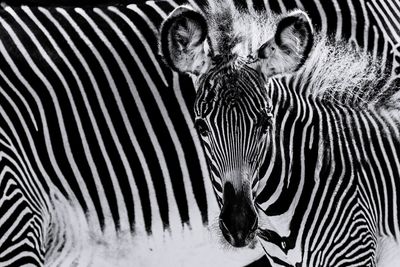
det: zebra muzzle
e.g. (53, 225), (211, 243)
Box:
(219, 183), (258, 247)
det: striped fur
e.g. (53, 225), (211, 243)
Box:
(0, 2), (265, 266)
(1, 0), (400, 266)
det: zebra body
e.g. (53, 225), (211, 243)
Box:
(254, 76), (400, 266)
(160, 2), (400, 266)
(0, 3), (264, 266)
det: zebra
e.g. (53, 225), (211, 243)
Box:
(0, 2), (267, 266)
(0, 0), (399, 266)
(160, 2), (400, 266)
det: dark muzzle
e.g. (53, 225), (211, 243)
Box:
(219, 182), (258, 247)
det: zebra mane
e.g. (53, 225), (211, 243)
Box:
(204, 2), (397, 108)
(296, 35), (394, 108)
(205, 1), (278, 57)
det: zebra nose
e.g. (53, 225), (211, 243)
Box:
(219, 205), (258, 247)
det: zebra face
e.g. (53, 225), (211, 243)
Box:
(193, 58), (273, 247)
(160, 5), (313, 248)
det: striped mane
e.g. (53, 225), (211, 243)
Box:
(296, 36), (394, 108)
(205, 2), (397, 108)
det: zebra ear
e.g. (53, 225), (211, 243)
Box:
(258, 10), (313, 77)
(160, 6), (210, 75)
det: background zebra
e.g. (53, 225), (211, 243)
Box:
(0, 2), (265, 266)
(0, 0), (399, 266)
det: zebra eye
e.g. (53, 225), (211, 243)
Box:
(258, 113), (272, 134)
(195, 118), (209, 137)
(260, 121), (270, 134)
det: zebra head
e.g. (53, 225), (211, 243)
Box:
(160, 5), (313, 248)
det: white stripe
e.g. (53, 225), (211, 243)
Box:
(0, 12), (101, 233)
(358, 112), (384, 231)
(68, 7), (169, 236)
(108, 6), (168, 87)
(0, 68), (38, 131)
(331, 0), (342, 40)
(313, 0), (328, 35)
(173, 73), (218, 223)
(94, 6), (199, 232)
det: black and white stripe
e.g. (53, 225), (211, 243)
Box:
(252, 73), (400, 266)
(1, 0), (400, 266)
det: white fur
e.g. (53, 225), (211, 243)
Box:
(296, 36), (390, 107)
(45, 189), (264, 267)
(206, 1), (277, 57)
(376, 235), (400, 266)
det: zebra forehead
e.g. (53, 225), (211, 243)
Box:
(195, 63), (268, 117)
(205, 1), (277, 57)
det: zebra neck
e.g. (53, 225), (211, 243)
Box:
(257, 77), (326, 213)
(255, 78), (323, 254)
(257, 79), (400, 263)
(255, 79), (364, 255)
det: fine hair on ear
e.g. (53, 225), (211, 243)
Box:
(159, 6), (210, 75)
(257, 10), (313, 77)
